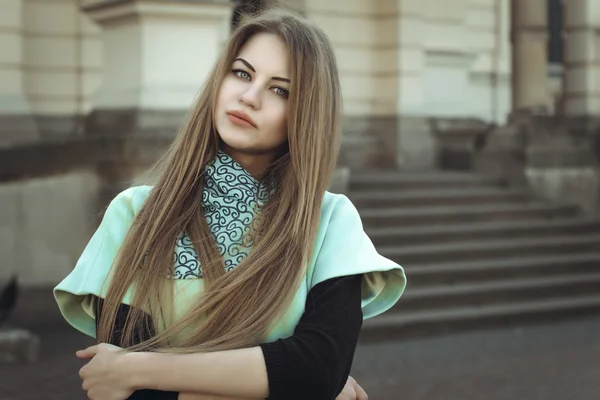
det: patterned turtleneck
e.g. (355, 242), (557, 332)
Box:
(173, 150), (269, 279)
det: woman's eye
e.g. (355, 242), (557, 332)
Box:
(234, 70), (251, 80)
(272, 87), (289, 98)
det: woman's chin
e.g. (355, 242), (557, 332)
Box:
(218, 130), (283, 157)
(219, 135), (259, 154)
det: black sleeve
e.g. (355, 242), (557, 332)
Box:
(260, 274), (364, 400)
(95, 298), (180, 400)
(95, 274), (363, 400)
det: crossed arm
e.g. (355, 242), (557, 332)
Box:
(91, 274), (364, 400)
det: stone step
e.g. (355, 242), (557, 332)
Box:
(352, 187), (531, 208)
(350, 171), (506, 191)
(350, 169), (600, 339)
(404, 252), (600, 286)
(379, 234), (600, 263)
(360, 203), (579, 228)
(360, 294), (600, 341)
(397, 272), (600, 312)
(366, 217), (600, 246)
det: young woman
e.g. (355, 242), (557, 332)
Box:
(53, 7), (406, 400)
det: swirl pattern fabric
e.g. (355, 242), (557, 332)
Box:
(173, 151), (269, 279)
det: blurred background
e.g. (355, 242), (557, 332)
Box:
(1, 0), (600, 399)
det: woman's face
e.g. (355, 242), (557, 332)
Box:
(215, 32), (291, 160)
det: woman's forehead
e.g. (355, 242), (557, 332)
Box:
(235, 33), (290, 77)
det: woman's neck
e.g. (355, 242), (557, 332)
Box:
(221, 145), (275, 180)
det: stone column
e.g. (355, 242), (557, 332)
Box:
(0, 0), (37, 146)
(21, 0), (103, 138)
(395, 0), (426, 116)
(562, 0), (600, 116)
(510, 0), (549, 115)
(82, 0), (232, 136)
(304, 0), (399, 169)
(395, 0), (431, 170)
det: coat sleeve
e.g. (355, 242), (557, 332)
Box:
(53, 186), (151, 338)
(308, 194), (407, 319)
(261, 274), (363, 400)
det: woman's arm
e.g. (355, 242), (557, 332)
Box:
(94, 299), (181, 400)
(177, 395), (258, 400)
(122, 275), (364, 400)
(96, 298), (261, 400)
(126, 348), (268, 398)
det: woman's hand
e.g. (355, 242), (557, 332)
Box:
(76, 343), (135, 400)
(177, 376), (368, 400)
(178, 395), (254, 400)
(178, 394), (268, 400)
(336, 376), (368, 400)
(178, 395), (248, 400)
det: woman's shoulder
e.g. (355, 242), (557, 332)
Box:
(105, 185), (153, 219)
(317, 191), (364, 235)
(321, 191), (360, 220)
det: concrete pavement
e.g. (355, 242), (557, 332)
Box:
(1, 287), (599, 400)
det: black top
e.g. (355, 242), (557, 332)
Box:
(95, 274), (363, 400)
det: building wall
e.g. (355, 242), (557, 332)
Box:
(0, 0), (26, 115)
(0, 0), (35, 146)
(305, 0), (511, 123)
(421, 0), (511, 123)
(307, 0), (398, 118)
(0, 170), (102, 285)
(0, 0), (519, 286)
(22, 0), (102, 118)
(0, 0), (103, 145)
(1, 0), (511, 129)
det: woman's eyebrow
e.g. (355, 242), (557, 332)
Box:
(272, 76), (290, 83)
(234, 58), (255, 72)
(234, 57), (290, 84)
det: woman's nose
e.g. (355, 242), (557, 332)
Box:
(239, 86), (261, 109)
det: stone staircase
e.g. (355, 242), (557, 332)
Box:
(352, 170), (600, 340)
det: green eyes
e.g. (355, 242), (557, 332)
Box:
(234, 70), (251, 80)
(232, 69), (289, 98)
(272, 87), (287, 97)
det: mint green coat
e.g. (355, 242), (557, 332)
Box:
(53, 152), (406, 343)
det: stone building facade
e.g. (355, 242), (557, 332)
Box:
(1, 0), (599, 286)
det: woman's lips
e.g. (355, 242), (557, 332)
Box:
(226, 111), (257, 128)
(228, 114), (254, 128)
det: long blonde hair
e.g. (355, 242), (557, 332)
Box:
(97, 7), (342, 353)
